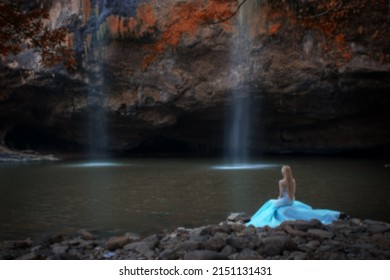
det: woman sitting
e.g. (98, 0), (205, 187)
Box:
(246, 165), (341, 228)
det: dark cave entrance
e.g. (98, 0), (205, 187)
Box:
(4, 125), (75, 152)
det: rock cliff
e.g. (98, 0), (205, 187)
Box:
(1, 0), (389, 157)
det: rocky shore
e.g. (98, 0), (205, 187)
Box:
(1, 214), (389, 260)
(0, 146), (58, 162)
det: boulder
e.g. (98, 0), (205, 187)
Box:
(105, 236), (131, 251)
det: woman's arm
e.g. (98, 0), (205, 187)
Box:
(278, 180), (284, 199)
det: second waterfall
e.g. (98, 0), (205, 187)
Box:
(225, 0), (259, 166)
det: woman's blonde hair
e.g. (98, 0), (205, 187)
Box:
(282, 165), (295, 199)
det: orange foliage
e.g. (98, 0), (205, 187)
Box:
(82, 0), (92, 24)
(106, 15), (120, 35)
(98, 0), (239, 69)
(67, 33), (75, 48)
(0, 2), (76, 69)
(137, 0), (237, 67)
(105, 2), (157, 38)
(335, 34), (345, 44)
(136, 3), (157, 29)
(268, 22), (281, 35)
(261, 0), (389, 63)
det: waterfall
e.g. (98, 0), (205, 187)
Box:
(87, 75), (109, 158)
(85, 1), (109, 159)
(225, 0), (258, 166)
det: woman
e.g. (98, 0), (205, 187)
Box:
(246, 165), (340, 228)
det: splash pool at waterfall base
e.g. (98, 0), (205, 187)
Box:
(0, 156), (389, 241)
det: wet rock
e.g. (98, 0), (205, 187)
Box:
(226, 235), (242, 249)
(52, 244), (68, 255)
(212, 224), (231, 235)
(123, 241), (155, 255)
(263, 243), (282, 257)
(205, 232), (228, 251)
(13, 238), (32, 249)
(159, 248), (179, 260)
(125, 232), (142, 242)
(2, 213), (390, 260)
(282, 220), (324, 232)
(106, 236), (131, 251)
(189, 227), (210, 243)
(366, 223), (390, 235)
(180, 240), (201, 251)
(78, 230), (96, 240)
(308, 229), (334, 240)
(299, 240), (320, 252)
(259, 235), (297, 256)
(33, 234), (63, 248)
(230, 223), (246, 233)
(227, 212), (251, 223)
(371, 234), (390, 249)
(220, 245), (237, 257)
(142, 234), (160, 246)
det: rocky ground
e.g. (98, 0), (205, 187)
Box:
(0, 146), (58, 162)
(1, 214), (389, 260)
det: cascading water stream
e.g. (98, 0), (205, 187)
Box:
(84, 1), (110, 161)
(87, 68), (109, 159)
(223, 0), (257, 169)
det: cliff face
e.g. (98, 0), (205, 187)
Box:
(1, 0), (389, 156)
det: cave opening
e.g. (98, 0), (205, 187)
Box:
(4, 125), (76, 153)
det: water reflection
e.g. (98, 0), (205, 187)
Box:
(212, 163), (279, 170)
(64, 162), (128, 168)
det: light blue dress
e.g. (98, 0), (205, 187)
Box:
(246, 188), (340, 228)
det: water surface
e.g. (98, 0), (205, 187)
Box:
(0, 156), (389, 240)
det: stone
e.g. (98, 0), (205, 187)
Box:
(78, 229), (96, 240)
(282, 220), (324, 232)
(226, 235), (242, 249)
(144, 249), (157, 260)
(180, 240), (201, 251)
(230, 223), (246, 233)
(141, 234), (160, 246)
(263, 243), (282, 257)
(13, 238), (32, 249)
(371, 234), (390, 249)
(189, 227), (210, 243)
(33, 234), (63, 248)
(227, 212), (250, 223)
(205, 232), (228, 251)
(125, 232), (142, 242)
(318, 245), (333, 253)
(260, 235), (297, 254)
(123, 241), (155, 255)
(105, 236), (131, 251)
(367, 224), (390, 235)
(308, 229), (334, 240)
(159, 248), (178, 260)
(220, 245), (237, 257)
(303, 240), (321, 251)
(52, 244), (68, 255)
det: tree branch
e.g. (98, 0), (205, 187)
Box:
(309, 0), (343, 18)
(209, 0), (249, 25)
